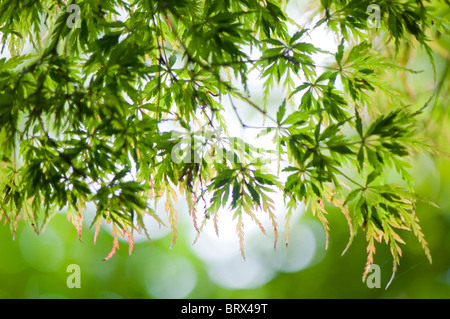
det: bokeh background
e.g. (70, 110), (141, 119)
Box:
(0, 0), (449, 299)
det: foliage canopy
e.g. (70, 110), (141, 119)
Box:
(0, 0), (448, 286)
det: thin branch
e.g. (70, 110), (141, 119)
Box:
(228, 94), (278, 130)
(165, 10), (279, 125)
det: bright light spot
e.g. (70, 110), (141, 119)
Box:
(188, 201), (316, 289)
(144, 253), (197, 299)
(188, 214), (247, 263)
(265, 224), (317, 273)
(206, 253), (276, 290)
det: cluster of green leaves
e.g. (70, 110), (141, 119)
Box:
(0, 0), (447, 283)
(315, 0), (435, 46)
